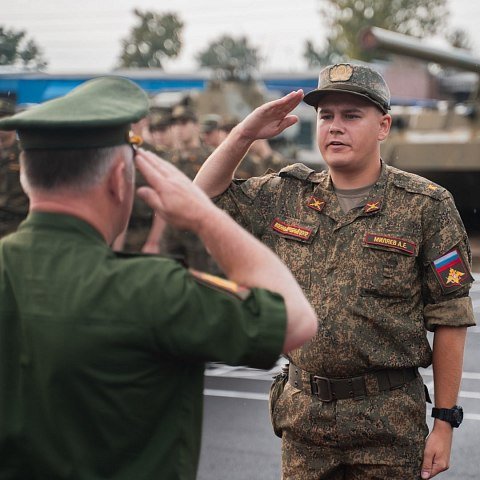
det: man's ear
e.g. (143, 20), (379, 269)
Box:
(378, 113), (392, 141)
(108, 157), (127, 204)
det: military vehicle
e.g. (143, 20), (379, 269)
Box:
(359, 26), (480, 220)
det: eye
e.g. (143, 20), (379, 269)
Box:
(319, 113), (333, 121)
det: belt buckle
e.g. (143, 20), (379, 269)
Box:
(311, 375), (334, 402)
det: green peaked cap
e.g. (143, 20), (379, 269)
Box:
(0, 76), (149, 150)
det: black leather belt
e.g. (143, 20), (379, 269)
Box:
(288, 363), (417, 402)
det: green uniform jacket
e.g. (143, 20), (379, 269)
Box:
(216, 162), (475, 377)
(0, 212), (286, 480)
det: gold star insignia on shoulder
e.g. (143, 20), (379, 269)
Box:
(306, 196), (326, 212)
(427, 184), (438, 191)
(364, 201), (381, 213)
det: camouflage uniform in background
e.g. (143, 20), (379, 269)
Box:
(0, 137), (29, 238)
(123, 140), (170, 252)
(163, 143), (223, 274)
(215, 161), (475, 478)
(235, 148), (288, 179)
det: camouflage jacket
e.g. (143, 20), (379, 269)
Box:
(235, 150), (288, 179)
(216, 161), (475, 376)
(168, 144), (213, 180)
(0, 140), (29, 235)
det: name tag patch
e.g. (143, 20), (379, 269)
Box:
(432, 249), (474, 293)
(365, 233), (416, 256)
(271, 218), (313, 242)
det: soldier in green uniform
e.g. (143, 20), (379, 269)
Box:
(0, 97), (29, 237)
(195, 64), (476, 479)
(0, 77), (317, 480)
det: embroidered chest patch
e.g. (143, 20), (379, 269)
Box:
(364, 233), (416, 256)
(431, 249), (474, 293)
(271, 217), (313, 242)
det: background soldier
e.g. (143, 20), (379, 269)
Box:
(0, 76), (317, 480)
(162, 104), (219, 272)
(200, 113), (224, 149)
(0, 96), (29, 237)
(195, 64), (475, 479)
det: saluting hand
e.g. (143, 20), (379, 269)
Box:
(135, 149), (216, 232)
(235, 89), (304, 141)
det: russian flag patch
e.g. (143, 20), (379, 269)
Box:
(432, 248), (473, 293)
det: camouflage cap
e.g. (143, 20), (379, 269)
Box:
(171, 105), (198, 123)
(0, 76), (149, 150)
(219, 115), (240, 133)
(200, 114), (222, 133)
(149, 110), (173, 130)
(303, 63), (391, 113)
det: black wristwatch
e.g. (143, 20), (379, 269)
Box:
(431, 405), (463, 428)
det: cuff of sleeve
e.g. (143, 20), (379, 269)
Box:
(243, 289), (287, 370)
(424, 296), (476, 332)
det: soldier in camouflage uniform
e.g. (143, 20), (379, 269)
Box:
(0, 98), (29, 237)
(194, 64), (476, 479)
(163, 105), (221, 273)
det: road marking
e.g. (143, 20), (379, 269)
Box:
(421, 370), (480, 380)
(204, 388), (269, 401)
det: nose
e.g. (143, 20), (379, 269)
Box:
(329, 119), (344, 134)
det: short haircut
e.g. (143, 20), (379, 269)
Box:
(21, 145), (127, 191)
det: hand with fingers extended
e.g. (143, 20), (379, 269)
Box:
(235, 89), (304, 141)
(135, 149), (216, 232)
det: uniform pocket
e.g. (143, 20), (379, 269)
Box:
(269, 370), (288, 438)
(361, 232), (419, 299)
(263, 216), (319, 290)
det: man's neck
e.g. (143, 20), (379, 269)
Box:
(29, 194), (115, 244)
(329, 158), (382, 190)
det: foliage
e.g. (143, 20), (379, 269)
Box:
(0, 26), (47, 70)
(196, 35), (261, 80)
(446, 28), (472, 51)
(118, 10), (183, 68)
(304, 0), (448, 66)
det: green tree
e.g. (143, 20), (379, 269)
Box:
(446, 28), (472, 51)
(196, 35), (261, 80)
(118, 10), (183, 68)
(0, 26), (47, 70)
(304, 0), (448, 66)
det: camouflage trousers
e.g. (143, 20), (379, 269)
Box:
(270, 373), (428, 479)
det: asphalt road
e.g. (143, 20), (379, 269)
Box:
(197, 275), (480, 480)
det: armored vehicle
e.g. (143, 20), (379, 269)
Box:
(360, 27), (480, 219)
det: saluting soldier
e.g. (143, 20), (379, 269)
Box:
(0, 76), (317, 480)
(0, 97), (29, 237)
(195, 64), (475, 479)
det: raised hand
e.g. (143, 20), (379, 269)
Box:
(135, 149), (215, 232)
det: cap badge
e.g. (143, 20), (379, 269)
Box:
(128, 131), (143, 146)
(329, 64), (354, 82)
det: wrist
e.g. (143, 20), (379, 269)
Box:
(230, 123), (257, 147)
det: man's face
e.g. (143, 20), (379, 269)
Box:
(151, 126), (173, 149)
(0, 129), (16, 149)
(202, 128), (223, 148)
(172, 119), (199, 145)
(316, 92), (391, 174)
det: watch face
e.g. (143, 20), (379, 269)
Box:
(452, 406), (464, 426)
